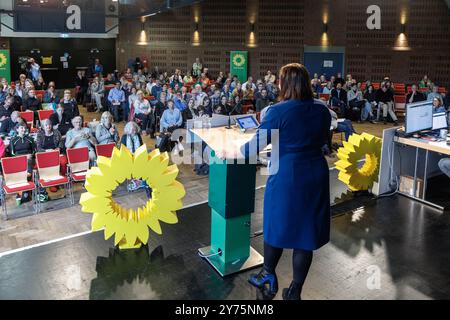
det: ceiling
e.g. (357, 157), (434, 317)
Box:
(119, 0), (204, 19)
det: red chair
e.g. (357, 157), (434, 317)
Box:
(394, 95), (406, 114)
(38, 110), (54, 123)
(1, 155), (38, 219)
(394, 83), (406, 95)
(19, 111), (38, 133)
(35, 150), (73, 206)
(319, 93), (330, 102)
(66, 147), (90, 185)
(438, 87), (447, 94)
(95, 143), (115, 159)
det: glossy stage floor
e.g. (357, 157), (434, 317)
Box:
(1, 175), (450, 300)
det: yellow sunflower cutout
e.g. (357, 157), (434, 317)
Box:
(335, 132), (382, 191)
(0, 53), (7, 68)
(232, 54), (246, 67)
(80, 145), (185, 250)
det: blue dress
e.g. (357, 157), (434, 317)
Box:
(254, 99), (331, 250)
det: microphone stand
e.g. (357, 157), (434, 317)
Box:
(226, 102), (240, 129)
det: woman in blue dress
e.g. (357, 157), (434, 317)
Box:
(247, 63), (331, 300)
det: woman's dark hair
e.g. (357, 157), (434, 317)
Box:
(278, 63), (313, 101)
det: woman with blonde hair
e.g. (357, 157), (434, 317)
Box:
(95, 111), (119, 145)
(120, 121), (143, 153)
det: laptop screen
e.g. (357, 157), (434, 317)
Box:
(432, 112), (448, 130)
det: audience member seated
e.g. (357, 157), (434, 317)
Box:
(363, 84), (378, 118)
(322, 82), (333, 95)
(43, 85), (60, 105)
(264, 70), (276, 85)
(347, 83), (373, 122)
(65, 116), (97, 162)
(242, 77), (257, 92)
(419, 75), (433, 90)
(232, 83), (243, 99)
(183, 72), (193, 85)
(216, 96), (230, 115)
(406, 84), (426, 104)
(134, 90), (154, 137)
(256, 89), (271, 112)
(60, 90), (79, 124)
(9, 120), (35, 174)
(231, 95), (243, 115)
(160, 100), (183, 133)
(36, 118), (67, 176)
(311, 78), (323, 97)
(95, 111), (119, 145)
(8, 120), (36, 204)
(330, 82), (347, 116)
(427, 85), (444, 105)
(328, 106), (355, 142)
(104, 73), (115, 86)
(376, 82), (398, 125)
(0, 111), (21, 137)
(151, 79), (163, 99)
(120, 121), (144, 153)
(0, 96), (14, 121)
(108, 81), (126, 123)
(192, 58), (202, 78)
(49, 104), (71, 137)
(242, 83), (254, 102)
(200, 97), (213, 116)
(7, 88), (22, 112)
(23, 89), (42, 123)
(34, 76), (46, 91)
(90, 76), (105, 112)
(432, 97), (446, 114)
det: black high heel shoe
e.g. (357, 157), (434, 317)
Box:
(248, 268), (278, 298)
(282, 281), (302, 300)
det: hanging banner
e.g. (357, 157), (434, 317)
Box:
(0, 50), (11, 83)
(230, 51), (248, 83)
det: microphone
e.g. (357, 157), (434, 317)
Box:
(226, 102), (240, 129)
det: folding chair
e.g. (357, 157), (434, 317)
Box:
(0, 155), (38, 219)
(35, 150), (73, 208)
(66, 147), (90, 203)
(38, 110), (54, 127)
(95, 143), (115, 159)
(19, 111), (39, 133)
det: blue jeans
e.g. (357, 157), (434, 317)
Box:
(362, 101), (373, 121)
(336, 120), (354, 141)
(439, 158), (450, 178)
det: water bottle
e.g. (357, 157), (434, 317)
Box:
(207, 117), (212, 130)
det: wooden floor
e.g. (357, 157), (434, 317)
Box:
(0, 105), (399, 254)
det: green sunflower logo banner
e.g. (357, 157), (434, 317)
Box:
(230, 51), (248, 83)
(0, 50), (11, 83)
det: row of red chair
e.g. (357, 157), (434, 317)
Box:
(0, 143), (116, 219)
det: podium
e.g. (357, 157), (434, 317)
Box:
(190, 126), (264, 276)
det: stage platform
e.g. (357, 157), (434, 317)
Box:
(1, 190), (450, 300)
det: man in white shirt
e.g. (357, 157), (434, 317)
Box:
(242, 76), (257, 92)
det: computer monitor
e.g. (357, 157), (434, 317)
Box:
(405, 101), (433, 135)
(432, 112), (448, 131)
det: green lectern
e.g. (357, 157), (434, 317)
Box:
(191, 126), (263, 277)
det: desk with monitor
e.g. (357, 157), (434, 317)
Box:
(376, 100), (450, 210)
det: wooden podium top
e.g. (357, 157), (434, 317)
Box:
(190, 126), (257, 159)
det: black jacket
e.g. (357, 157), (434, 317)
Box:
(75, 75), (89, 89)
(0, 106), (13, 119)
(0, 118), (17, 135)
(331, 88), (347, 104)
(9, 135), (35, 156)
(60, 99), (79, 121)
(376, 89), (394, 103)
(406, 92), (426, 104)
(24, 97), (41, 112)
(49, 113), (71, 136)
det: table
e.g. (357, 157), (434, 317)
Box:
(394, 136), (450, 210)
